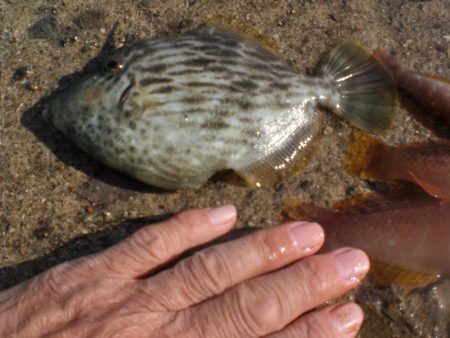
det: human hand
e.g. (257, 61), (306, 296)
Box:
(0, 205), (369, 337)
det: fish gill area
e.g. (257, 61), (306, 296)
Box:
(0, 0), (449, 337)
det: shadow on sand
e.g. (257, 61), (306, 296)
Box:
(0, 215), (256, 291)
(19, 29), (170, 197)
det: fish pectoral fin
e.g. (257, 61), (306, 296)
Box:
(369, 258), (440, 288)
(409, 171), (450, 203)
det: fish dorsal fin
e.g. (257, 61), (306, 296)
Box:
(235, 107), (324, 188)
(332, 192), (387, 213)
(345, 130), (390, 179)
(369, 258), (440, 288)
(199, 14), (281, 56)
(333, 187), (435, 213)
(282, 199), (336, 222)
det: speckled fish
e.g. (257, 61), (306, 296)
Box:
(346, 131), (450, 202)
(44, 26), (396, 189)
(374, 50), (450, 138)
(283, 192), (450, 287)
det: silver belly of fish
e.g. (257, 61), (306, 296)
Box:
(44, 26), (396, 189)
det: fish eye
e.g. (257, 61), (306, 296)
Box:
(104, 55), (124, 73)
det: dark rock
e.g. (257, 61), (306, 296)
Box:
(28, 16), (60, 41)
(12, 66), (32, 81)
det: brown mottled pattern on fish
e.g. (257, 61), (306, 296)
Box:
(45, 26), (396, 189)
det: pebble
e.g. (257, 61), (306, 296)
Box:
(12, 66), (32, 81)
(102, 211), (113, 222)
(402, 39), (413, 48)
(324, 125), (334, 135)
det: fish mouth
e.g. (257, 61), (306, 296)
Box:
(118, 77), (136, 109)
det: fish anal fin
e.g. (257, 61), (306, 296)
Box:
(235, 167), (279, 188)
(237, 109), (323, 188)
(236, 140), (316, 188)
(369, 258), (440, 288)
(208, 170), (247, 186)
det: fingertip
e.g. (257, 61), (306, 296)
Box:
(332, 247), (370, 282)
(329, 303), (364, 335)
(288, 221), (325, 253)
(207, 204), (237, 228)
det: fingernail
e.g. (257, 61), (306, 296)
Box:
(333, 248), (369, 282)
(330, 303), (364, 334)
(207, 205), (236, 226)
(289, 222), (324, 252)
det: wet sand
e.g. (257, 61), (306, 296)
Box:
(0, 0), (449, 336)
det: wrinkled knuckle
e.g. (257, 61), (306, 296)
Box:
(234, 283), (284, 336)
(180, 247), (232, 298)
(255, 232), (283, 267)
(299, 257), (332, 295)
(40, 264), (71, 298)
(129, 227), (168, 263)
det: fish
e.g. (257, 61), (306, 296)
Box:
(283, 191), (450, 287)
(346, 131), (450, 202)
(373, 50), (450, 138)
(43, 26), (397, 190)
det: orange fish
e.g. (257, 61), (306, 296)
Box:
(346, 132), (450, 202)
(373, 50), (450, 138)
(283, 192), (450, 287)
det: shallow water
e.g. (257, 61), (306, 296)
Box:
(0, 0), (449, 336)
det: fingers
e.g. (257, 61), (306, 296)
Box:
(267, 303), (364, 338)
(146, 221), (324, 310)
(182, 248), (369, 338)
(82, 205), (237, 278)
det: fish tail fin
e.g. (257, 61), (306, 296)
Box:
(345, 131), (392, 179)
(320, 42), (397, 135)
